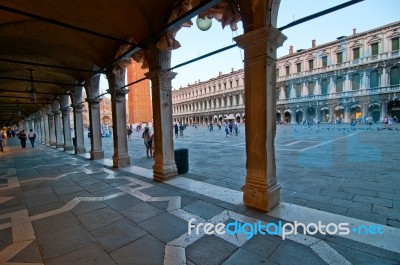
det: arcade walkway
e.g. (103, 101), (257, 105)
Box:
(0, 138), (399, 265)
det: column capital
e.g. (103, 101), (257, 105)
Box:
(234, 25), (287, 56)
(86, 97), (103, 104)
(145, 69), (177, 85)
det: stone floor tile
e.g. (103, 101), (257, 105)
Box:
(137, 212), (188, 243)
(32, 211), (81, 235)
(71, 201), (108, 216)
(110, 234), (164, 265)
(241, 234), (282, 259)
(46, 243), (117, 265)
(28, 201), (65, 216)
(120, 202), (164, 223)
(24, 193), (61, 209)
(36, 224), (96, 261)
(186, 235), (238, 265)
(77, 207), (124, 231)
(104, 194), (142, 211)
(90, 218), (147, 253)
(84, 182), (113, 193)
(0, 227), (12, 252)
(223, 248), (276, 265)
(9, 239), (43, 263)
(183, 200), (224, 219)
(269, 240), (326, 265)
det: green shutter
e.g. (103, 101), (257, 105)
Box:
(392, 38), (399, 51)
(322, 56), (328, 67)
(308, 60), (314, 70)
(371, 43), (378, 56)
(297, 63), (301, 73)
(353, 48), (360, 60)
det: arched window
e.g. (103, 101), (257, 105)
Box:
(390, 66), (400, 85)
(370, 70), (379, 88)
(352, 73), (360, 90)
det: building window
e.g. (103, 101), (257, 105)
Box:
(371, 43), (379, 56)
(276, 68), (279, 77)
(336, 77), (344, 93)
(336, 52), (343, 64)
(230, 81), (233, 88)
(308, 60), (314, 70)
(322, 56), (328, 67)
(296, 63), (301, 73)
(295, 84), (302, 97)
(390, 66), (400, 85)
(308, 82), (315, 95)
(224, 83), (227, 89)
(392, 38), (399, 51)
(276, 88), (280, 100)
(285, 86), (290, 98)
(321, 79), (328, 94)
(236, 80), (239, 87)
(352, 74), (360, 90)
(370, 70), (379, 88)
(285, 66), (290, 76)
(353, 48), (360, 60)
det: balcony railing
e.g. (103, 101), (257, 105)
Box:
(277, 85), (400, 105)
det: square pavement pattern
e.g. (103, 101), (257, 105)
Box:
(0, 138), (400, 264)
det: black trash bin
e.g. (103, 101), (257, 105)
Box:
(72, 137), (76, 147)
(174, 148), (189, 174)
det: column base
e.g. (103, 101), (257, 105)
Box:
(153, 161), (177, 182)
(75, 146), (86, 154)
(113, 154), (130, 168)
(242, 183), (281, 211)
(91, 150), (105, 160)
(56, 144), (64, 148)
(63, 145), (74, 151)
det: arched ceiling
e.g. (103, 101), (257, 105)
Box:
(0, 0), (227, 126)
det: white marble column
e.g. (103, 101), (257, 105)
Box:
(235, 25), (286, 211)
(107, 70), (130, 168)
(72, 86), (86, 154)
(47, 104), (56, 147)
(381, 100), (387, 121)
(290, 107), (297, 124)
(60, 94), (74, 151)
(329, 105), (335, 123)
(53, 100), (64, 148)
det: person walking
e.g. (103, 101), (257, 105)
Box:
(179, 123), (184, 138)
(19, 130), (27, 148)
(0, 130), (5, 152)
(142, 127), (152, 158)
(174, 123), (179, 138)
(27, 129), (37, 148)
(127, 125), (133, 141)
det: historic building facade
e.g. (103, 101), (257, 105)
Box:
(172, 21), (400, 124)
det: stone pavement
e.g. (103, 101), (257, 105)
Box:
(1, 136), (400, 264)
(91, 123), (400, 228)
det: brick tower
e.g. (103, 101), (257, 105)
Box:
(126, 61), (152, 124)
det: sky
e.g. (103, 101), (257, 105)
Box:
(169, 0), (400, 89)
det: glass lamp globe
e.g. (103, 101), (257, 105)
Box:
(196, 16), (212, 31)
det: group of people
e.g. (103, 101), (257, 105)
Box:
(127, 123), (154, 158)
(0, 129), (37, 152)
(174, 123), (185, 138)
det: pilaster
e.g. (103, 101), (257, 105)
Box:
(87, 97), (104, 159)
(60, 95), (74, 151)
(72, 87), (86, 154)
(53, 100), (64, 148)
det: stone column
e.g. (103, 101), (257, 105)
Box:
(87, 97), (104, 159)
(86, 74), (105, 160)
(329, 105), (335, 123)
(381, 100), (387, 121)
(107, 70), (130, 168)
(235, 25), (286, 211)
(290, 107), (297, 124)
(146, 67), (178, 181)
(361, 101), (368, 118)
(47, 104), (56, 147)
(53, 100), (64, 148)
(381, 67), (387, 87)
(72, 86), (86, 154)
(43, 111), (50, 145)
(344, 105), (351, 123)
(60, 94), (74, 151)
